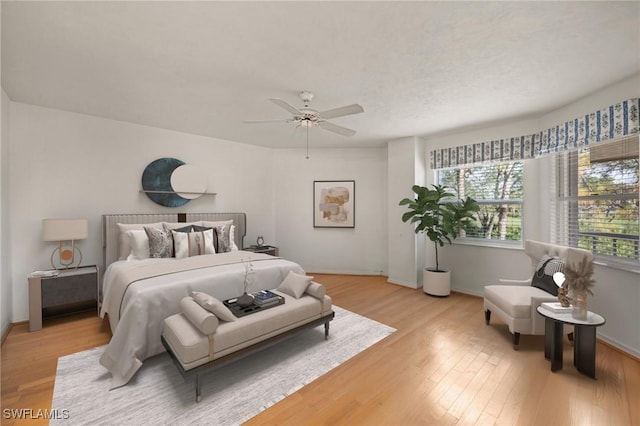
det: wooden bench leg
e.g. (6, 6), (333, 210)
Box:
(485, 310), (491, 325)
(324, 320), (330, 340)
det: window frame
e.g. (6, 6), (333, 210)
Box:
(552, 137), (640, 272)
(436, 160), (525, 248)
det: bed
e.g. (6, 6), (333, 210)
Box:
(99, 213), (305, 388)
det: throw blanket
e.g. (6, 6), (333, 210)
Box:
(100, 251), (276, 327)
(99, 251), (305, 388)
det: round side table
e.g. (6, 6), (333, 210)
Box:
(536, 306), (605, 378)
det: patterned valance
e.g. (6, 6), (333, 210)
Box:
(430, 98), (639, 170)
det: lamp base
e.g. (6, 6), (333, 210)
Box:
(50, 246), (83, 270)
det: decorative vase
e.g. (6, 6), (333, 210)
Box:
(572, 291), (588, 320)
(236, 292), (254, 308)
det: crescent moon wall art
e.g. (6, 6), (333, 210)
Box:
(141, 158), (210, 207)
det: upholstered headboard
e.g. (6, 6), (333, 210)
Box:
(102, 213), (247, 268)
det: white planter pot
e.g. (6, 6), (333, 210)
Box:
(423, 269), (451, 297)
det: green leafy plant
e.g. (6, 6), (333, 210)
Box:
(400, 184), (480, 272)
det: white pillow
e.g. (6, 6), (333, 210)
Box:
(117, 222), (163, 260)
(230, 225), (239, 251)
(277, 271), (313, 299)
(172, 229), (215, 259)
(191, 291), (236, 322)
(180, 297), (219, 335)
(126, 230), (150, 260)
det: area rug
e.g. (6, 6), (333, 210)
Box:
(51, 306), (395, 425)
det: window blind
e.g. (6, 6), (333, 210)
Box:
(552, 135), (640, 267)
(438, 162), (523, 242)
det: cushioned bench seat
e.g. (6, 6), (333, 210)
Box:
(161, 285), (333, 402)
(163, 290), (332, 370)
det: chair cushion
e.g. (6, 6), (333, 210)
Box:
(484, 285), (552, 319)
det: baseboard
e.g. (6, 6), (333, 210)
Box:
(453, 287), (640, 361)
(596, 334), (640, 361)
(386, 278), (420, 289)
(451, 287), (483, 298)
(1, 322), (16, 346)
(307, 270), (387, 277)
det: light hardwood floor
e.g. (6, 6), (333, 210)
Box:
(2, 274), (638, 425)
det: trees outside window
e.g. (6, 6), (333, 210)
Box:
(554, 137), (639, 265)
(438, 162), (523, 243)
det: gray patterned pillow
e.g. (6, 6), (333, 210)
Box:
(215, 224), (232, 253)
(144, 226), (174, 258)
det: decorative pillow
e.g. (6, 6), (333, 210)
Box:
(144, 226), (174, 258)
(305, 282), (326, 299)
(172, 229), (215, 259)
(126, 230), (150, 260)
(531, 255), (564, 296)
(229, 225), (239, 251)
(117, 222), (163, 260)
(162, 221), (202, 231)
(169, 224), (195, 233)
(214, 224), (232, 253)
(277, 271), (314, 299)
(180, 297), (219, 335)
(191, 291), (236, 322)
(192, 225), (218, 252)
(201, 220), (237, 251)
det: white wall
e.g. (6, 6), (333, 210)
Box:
(1, 88), (12, 337)
(427, 73), (640, 357)
(387, 136), (425, 287)
(8, 103), (275, 322)
(273, 148), (387, 275)
(4, 73), (638, 357)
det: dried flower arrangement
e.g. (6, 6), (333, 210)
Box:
(564, 257), (595, 296)
(242, 258), (255, 294)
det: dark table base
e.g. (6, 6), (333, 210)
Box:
(543, 318), (598, 378)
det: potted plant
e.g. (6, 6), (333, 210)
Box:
(399, 184), (479, 296)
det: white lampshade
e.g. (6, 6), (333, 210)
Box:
(42, 219), (88, 241)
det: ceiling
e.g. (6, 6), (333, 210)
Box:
(2, 1), (639, 149)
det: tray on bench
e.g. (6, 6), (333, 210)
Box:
(223, 292), (284, 318)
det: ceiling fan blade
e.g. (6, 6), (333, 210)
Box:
(319, 104), (364, 119)
(268, 98), (302, 116)
(318, 121), (357, 137)
(243, 119), (290, 123)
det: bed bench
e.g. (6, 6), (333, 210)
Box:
(161, 285), (334, 402)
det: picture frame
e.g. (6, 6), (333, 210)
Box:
(313, 180), (355, 228)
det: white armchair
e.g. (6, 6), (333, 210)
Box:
(483, 240), (593, 350)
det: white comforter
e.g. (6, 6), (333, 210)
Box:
(99, 251), (305, 388)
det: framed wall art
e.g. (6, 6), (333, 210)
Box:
(313, 180), (355, 228)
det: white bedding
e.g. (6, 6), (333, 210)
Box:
(99, 251), (305, 388)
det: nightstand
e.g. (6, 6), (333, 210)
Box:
(28, 265), (99, 331)
(243, 245), (279, 256)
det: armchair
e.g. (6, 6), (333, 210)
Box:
(483, 240), (593, 350)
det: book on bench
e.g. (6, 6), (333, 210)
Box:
(253, 290), (282, 306)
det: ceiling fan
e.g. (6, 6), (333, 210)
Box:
(244, 91), (364, 137)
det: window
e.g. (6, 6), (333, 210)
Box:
(553, 136), (639, 268)
(437, 162), (524, 243)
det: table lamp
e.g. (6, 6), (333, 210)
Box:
(42, 219), (88, 269)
